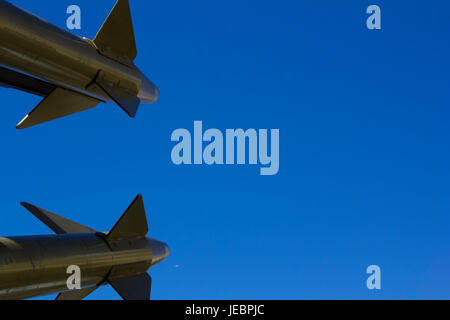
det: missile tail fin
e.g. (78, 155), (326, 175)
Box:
(109, 273), (152, 300)
(96, 78), (140, 118)
(16, 87), (101, 129)
(93, 0), (138, 64)
(20, 202), (97, 235)
(0, 66), (55, 97)
(107, 195), (149, 241)
(55, 286), (98, 301)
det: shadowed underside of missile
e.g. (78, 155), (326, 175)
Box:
(0, 0), (159, 129)
(0, 195), (169, 300)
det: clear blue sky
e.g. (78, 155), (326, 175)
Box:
(2, 0), (450, 300)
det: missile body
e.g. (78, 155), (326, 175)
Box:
(0, 0), (159, 129)
(0, 195), (169, 300)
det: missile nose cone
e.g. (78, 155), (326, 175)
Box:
(151, 239), (170, 266)
(138, 72), (159, 104)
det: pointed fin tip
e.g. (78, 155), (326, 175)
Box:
(21, 201), (97, 235)
(16, 116), (29, 130)
(107, 194), (148, 241)
(20, 202), (39, 213)
(93, 0), (137, 64)
(16, 87), (101, 129)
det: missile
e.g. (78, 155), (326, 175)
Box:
(0, 0), (159, 129)
(0, 195), (169, 300)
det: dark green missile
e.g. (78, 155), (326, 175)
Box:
(0, 195), (169, 300)
(0, 0), (159, 129)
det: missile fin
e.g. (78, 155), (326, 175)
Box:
(109, 273), (152, 300)
(93, 0), (137, 64)
(55, 286), (98, 301)
(96, 79), (140, 118)
(20, 202), (98, 235)
(107, 195), (149, 241)
(16, 87), (101, 129)
(0, 66), (55, 97)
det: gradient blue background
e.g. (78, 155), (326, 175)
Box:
(1, 0), (449, 299)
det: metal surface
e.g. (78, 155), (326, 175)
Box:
(0, 66), (55, 97)
(0, 0), (159, 128)
(0, 195), (169, 300)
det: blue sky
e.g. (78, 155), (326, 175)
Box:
(1, 0), (450, 299)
